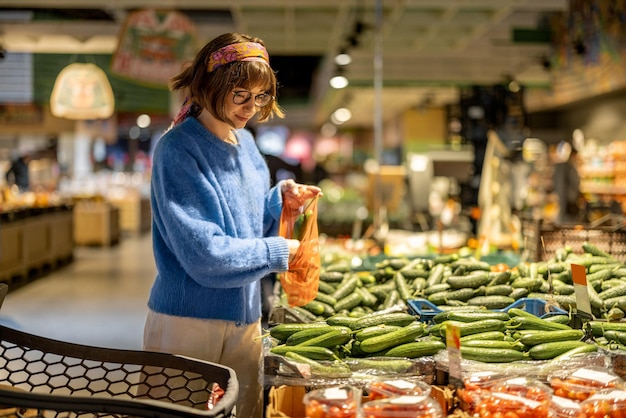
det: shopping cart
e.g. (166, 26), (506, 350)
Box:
(0, 320), (238, 417)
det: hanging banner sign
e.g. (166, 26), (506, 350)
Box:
(50, 63), (115, 120)
(110, 9), (197, 87)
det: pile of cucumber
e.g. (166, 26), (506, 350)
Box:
(267, 241), (626, 376)
(281, 242), (626, 324)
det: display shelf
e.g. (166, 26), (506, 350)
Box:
(0, 205), (74, 283)
(73, 201), (120, 246)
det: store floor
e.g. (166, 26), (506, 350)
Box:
(0, 232), (155, 350)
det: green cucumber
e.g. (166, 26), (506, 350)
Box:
(359, 322), (425, 353)
(269, 322), (330, 341)
(350, 311), (416, 330)
(446, 311), (511, 323)
(331, 275), (360, 301)
(345, 357), (414, 373)
(296, 327), (352, 348)
(528, 341), (592, 360)
(284, 352), (351, 377)
(384, 340), (446, 358)
(446, 271), (491, 289)
(334, 292), (362, 312)
(270, 344), (336, 360)
(460, 346), (525, 363)
(439, 319), (506, 337)
(354, 324), (403, 341)
(466, 295), (515, 309)
(461, 339), (525, 351)
(459, 331), (506, 342)
(507, 315), (572, 331)
(519, 329), (584, 346)
(286, 326), (351, 346)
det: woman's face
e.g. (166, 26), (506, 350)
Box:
(224, 86), (272, 129)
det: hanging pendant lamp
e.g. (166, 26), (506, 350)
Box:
(49, 63), (115, 120)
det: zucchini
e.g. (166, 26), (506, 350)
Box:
(350, 311), (416, 330)
(269, 322), (330, 341)
(519, 329), (584, 346)
(460, 346), (525, 363)
(297, 327), (353, 348)
(384, 340), (446, 358)
(270, 344), (336, 360)
(359, 322), (426, 353)
(528, 341), (592, 360)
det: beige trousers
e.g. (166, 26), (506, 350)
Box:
(143, 310), (263, 418)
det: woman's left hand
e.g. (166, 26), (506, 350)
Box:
(281, 179), (322, 209)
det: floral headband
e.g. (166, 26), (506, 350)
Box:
(207, 42), (270, 72)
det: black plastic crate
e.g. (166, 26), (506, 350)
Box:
(0, 324), (238, 417)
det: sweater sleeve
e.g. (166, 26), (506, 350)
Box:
(151, 127), (290, 289)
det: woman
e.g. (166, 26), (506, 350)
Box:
(144, 33), (321, 418)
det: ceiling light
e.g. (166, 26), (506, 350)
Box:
(334, 51), (352, 66)
(329, 75), (349, 89)
(331, 108), (352, 124)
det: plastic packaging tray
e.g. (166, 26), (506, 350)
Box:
(407, 297), (567, 323)
(0, 324), (238, 417)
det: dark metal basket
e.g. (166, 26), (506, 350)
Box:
(522, 214), (626, 262)
(0, 324), (238, 418)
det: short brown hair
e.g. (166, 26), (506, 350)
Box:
(170, 33), (284, 124)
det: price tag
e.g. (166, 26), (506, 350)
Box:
(446, 322), (462, 387)
(571, 264), (592, 316)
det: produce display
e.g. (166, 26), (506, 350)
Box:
(266, 239), (626, 416)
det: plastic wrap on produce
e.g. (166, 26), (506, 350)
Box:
(263, 353), (435, 388)
(434, 349), (609, 381)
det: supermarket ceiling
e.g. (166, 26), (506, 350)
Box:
(0, 0), (568, 130)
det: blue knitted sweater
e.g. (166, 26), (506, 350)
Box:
(148, 117), (290, 325)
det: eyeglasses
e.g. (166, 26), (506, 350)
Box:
(232, 90), (274, 107)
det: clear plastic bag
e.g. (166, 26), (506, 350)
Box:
(278, 195), (320, 307)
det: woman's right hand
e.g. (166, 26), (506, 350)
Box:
(287, 239), (300, 263)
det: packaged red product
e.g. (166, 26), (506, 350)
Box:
(366, 377), (432, 401)
(550, 395), (586, 418)
(303, 385), (360, 418)
(476, 392), (550, 418)
(361, 394), (443, 418)
(457, 371), (507, 414)
(549, 366), (624, 402)
(489, 376), (553, 403)
(580, 389), (626, 418)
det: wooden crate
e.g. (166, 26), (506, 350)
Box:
(50, 209), (74, 262)
(73, 202), (120, 246)
(0, 220), (26, 281)
(109, 197), (151, 235)
(22, 214), (53, 270)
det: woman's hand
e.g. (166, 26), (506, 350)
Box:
(287, 239), (300, 263)
(281, 179), (323, 209)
